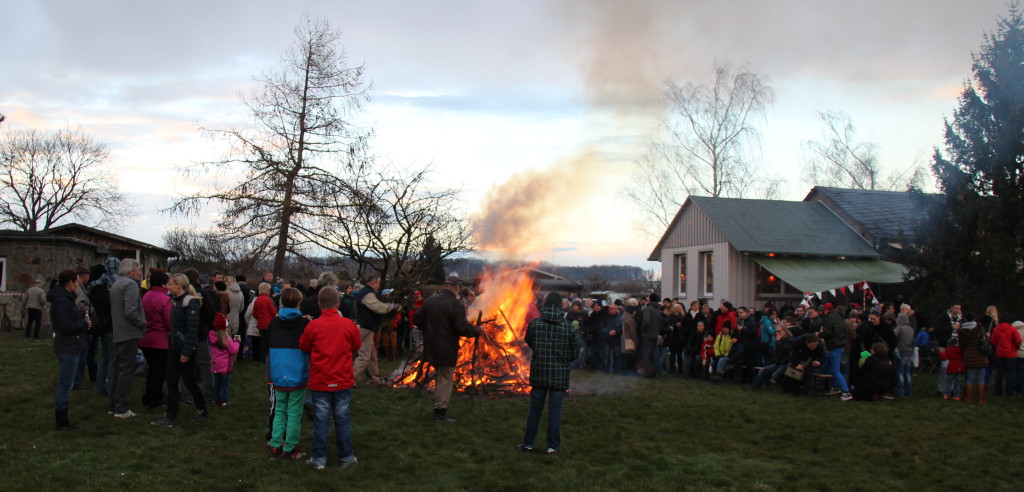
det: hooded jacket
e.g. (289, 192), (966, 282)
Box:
(226, 282), (244, 334)
(990, 322), (1022, 358)
(168, 294), (201, 358)
(267, 307), (310, 390)
(48, 285), (88, 355)
(958, 321), (989, 368)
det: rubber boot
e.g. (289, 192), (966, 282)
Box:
(965, 384), (974, 403)
(978, 384), (987, 405)
(56, 409), (79, 431)
(433, 408), (456, 424)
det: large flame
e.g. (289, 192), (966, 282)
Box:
(391, 267), (538, 394)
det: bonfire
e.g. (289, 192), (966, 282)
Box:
(390, 267), (538, 395)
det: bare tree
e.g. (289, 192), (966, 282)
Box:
(162, 227), (273, 274)
(0, 126), (131, 231)
(803, 109), (925, 190)
(625, 63), (779, 239)
(301, 163), (473, 289)
(168, 14), (371, 278)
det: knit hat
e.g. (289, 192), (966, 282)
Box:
(1013, 321), (1024, 329)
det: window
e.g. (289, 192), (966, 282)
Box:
(756, 265), (781, 294)
(0, 257), (6, 292)
(755, 264), (801, 298)
(675, 254), (687, 298)
(700, 251), (713, 296)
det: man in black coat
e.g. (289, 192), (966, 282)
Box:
(413, 275), (480, 423)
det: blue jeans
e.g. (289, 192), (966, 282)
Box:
(751, 363), (782, 390)
(604, 342), (620, 374)
(946, 373), (963, 398)
(214, 373), (231, 403)
(966, 368), (985, 384)
(895, 352), (913, 396)
(311, 390), (356, 467)
(824, 348), (849, 393)
(55, 352), (81, 411)
(521, 387), (566, 451)
(656, 346), (669, 375)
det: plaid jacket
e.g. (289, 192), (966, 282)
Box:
(526, 306), (577, 390)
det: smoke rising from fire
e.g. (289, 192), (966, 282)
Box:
(471, 2), (678, 257)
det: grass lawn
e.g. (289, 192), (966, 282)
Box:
(2, 333), (1023, 491)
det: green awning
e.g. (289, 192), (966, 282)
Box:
(753, 257), (907, 294)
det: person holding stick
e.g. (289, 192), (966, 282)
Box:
(414, 275), (481, 423)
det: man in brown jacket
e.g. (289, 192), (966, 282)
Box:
(413, 275), (480, 423)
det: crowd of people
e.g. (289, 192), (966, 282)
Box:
(41, 258), (1023, 464)
(44, 259), (506, 468)
(559, 295), (1024, 402)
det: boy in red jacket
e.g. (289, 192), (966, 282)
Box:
(299, 287), (362, 470)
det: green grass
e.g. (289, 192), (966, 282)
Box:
(2, 333), (1023, 491)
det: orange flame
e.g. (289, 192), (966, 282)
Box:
(391, 266), (539, 394)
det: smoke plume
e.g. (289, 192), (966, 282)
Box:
(471, 1), (675, 257)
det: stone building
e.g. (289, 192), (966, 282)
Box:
(0, 223), (175, 329)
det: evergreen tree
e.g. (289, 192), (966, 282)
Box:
(905, 5), (1024, 316)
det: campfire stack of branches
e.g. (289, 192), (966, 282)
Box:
(390, 267), (538, 395)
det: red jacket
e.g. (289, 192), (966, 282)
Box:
(715, 310), (737, 336)
(941, 346), (966, 374)
(991, 322), (1022, 358)
(253, 294), (277, 331)
(299, 309), (362, 391)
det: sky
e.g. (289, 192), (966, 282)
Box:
(0, 0), (1012, 269)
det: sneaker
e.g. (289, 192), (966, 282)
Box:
(306, 458), (325, 470)
(840, 393), (853, 401)
(113, 410), (137, 419)
(943, 394), (950, 400)
(826, 387), (842, 396)
(516, 444), (533, 452)
(952, 396), (961, 401)
(546, 448), (558, 454)
(270, 447), (283, 459)
(151, 417), (175, 428)
(881, 394), (894, 400)
(340, 457), (358, 469)
(282, 447), (304, 460)
(215, 401), (228, 408)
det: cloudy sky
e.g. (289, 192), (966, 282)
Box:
(1, 0), (1011, 268)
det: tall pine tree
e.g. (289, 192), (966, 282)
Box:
(906, 5), (1024, 317)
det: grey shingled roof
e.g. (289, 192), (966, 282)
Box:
(804, 187), (936, 240)
(689, 196), (880, 258)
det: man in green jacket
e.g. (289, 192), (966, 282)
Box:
(517, 292), (576, 454)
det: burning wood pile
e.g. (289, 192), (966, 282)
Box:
(390, 267), (538, 395)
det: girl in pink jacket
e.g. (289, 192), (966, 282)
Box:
(210, 295), (240, 406)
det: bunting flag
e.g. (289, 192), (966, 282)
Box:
(848, 284), (856, 292)
(829, 288), (836, 297)
(839, 286), (848, 296)
(862, 281), (870, 290)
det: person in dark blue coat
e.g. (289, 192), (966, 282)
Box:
(49, 269), (90, 431)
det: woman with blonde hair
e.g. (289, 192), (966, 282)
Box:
(152, 274), (207, 427)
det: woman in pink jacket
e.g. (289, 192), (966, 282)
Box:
(140, 271), (171, 409)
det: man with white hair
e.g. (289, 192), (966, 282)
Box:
(108, 258), (147, 419)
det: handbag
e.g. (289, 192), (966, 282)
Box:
(784, 358), (811, 380)
(623, 338), (637, 352)
(979, 330), (993, 358)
